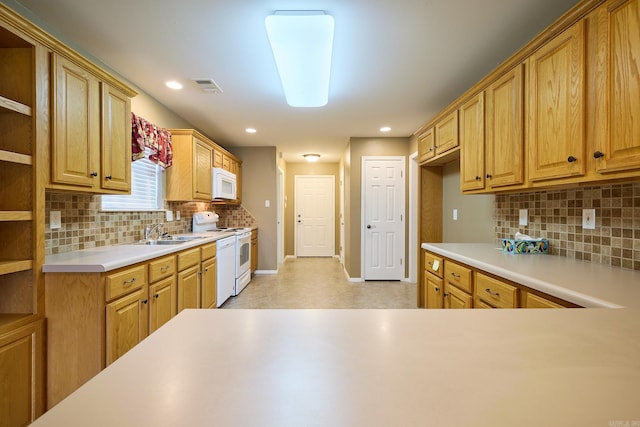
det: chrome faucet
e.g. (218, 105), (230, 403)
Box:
(144, 223), (165, 241)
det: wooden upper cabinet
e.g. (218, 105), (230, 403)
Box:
(593, 0), (640, 174)
(460, 92), (485, 191)
(193, 137), (213, 200)
(101, 83), (131, 191)
(486, 63), (525, 189)
(528, 20), (586, 182)
(417, 127), (435, 164)
(51, 54), (100, 188)
(213, 149), (223, 168)
(435, 110), (459, 154)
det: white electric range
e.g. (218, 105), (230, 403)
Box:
(192, 212), (252, 299)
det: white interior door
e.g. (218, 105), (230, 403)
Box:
(277, 167), (284, 265)
(295, 175), (335, 257)
(363, 157), (406, 280)
(339, 166), (345, 266)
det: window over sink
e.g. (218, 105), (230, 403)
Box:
(101, 148), (164, 211)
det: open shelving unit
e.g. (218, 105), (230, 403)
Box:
(0, 21), (42, 335)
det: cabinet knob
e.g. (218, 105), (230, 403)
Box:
(567, 156), (577, 163)
(443, 293), (449, 298)
(486, 174), (493, 179)
(435, 287), (440, 292)
(141, 299), (148, 305)
(105, 175), (112, 180)
(90, 171), (98, 177)
(153, 294), (159, 299)
(593, 151), (605, 159)
(475, 176), (481, 181)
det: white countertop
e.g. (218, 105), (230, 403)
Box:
(43, 231), (235, 273)
(31, 309), (640, 426)
(422, 243), (640, 309)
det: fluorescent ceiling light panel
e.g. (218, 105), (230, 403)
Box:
(265, 11), (334, 107)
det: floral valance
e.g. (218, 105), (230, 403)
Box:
(131, 112), (173, 168)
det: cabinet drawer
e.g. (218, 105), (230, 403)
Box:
(177, 248), (201, 271)
(475, 299), (493, 309)
(424, 251), (443, 278)
(148, 255), (176, 283)
(444, 260), (472, 294)
(475, 272), (518, 308)
(105, 265), (147, 301)
(524, 292), (564, 309)
(200, 242), (217, 261)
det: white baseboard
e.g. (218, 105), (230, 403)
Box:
(255, 270), (278, 275)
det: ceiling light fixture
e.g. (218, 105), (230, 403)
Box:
(380, 126), (391, 132)
(303, 154), (320, 162)
(265, 11), (335, 107)
(245, 128), (257, 134)
(165, 80), (183, 90)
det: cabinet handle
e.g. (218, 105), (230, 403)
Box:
(160, 265), (170, 272)
(141, 299), (148, 305)
(567, 156), (577, 163)
(593, 151), (605, 159)
(485, 288), (500, 297)
(427, 261), (433, 266)
(105, 175), (112, 180)
(486, 174), (492, 179)
(90, 171), (98, 177)
(123, 277), (136, 287)
(450, 272), (460, 279)
(153, 294), (159, 299)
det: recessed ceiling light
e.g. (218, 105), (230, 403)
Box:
(380, 126), (391, 132)
(245, 128), (257, 134)
(165, 80), (183, 90)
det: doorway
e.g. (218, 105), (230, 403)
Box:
(277, 167), (285, 266)
(362, 156), (406, 280)
(294, 175), (335, 257)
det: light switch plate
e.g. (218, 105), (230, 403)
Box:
(519, 209), (528, 226)
(582, 209), (596, 230)
(50, 211), (61, 229)
(165, 210), (173, 222)
(265, 200), (270, 208)
(452, 209), (458, 221)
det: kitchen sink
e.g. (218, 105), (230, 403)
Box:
(134, 236), (205, 245)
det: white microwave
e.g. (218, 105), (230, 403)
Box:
(212, 167), (237, 200)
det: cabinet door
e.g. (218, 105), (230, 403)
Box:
(425, 273), (443, 309)
(222, 154), (232, 171)
(523, 292), (564, 309)
(444, 283), (472, 308)
(213, 149), (223, 168)
(417, 127), (435, 163)
(51, 54), (100, 187)
(149, 276), (177, 334)
(460, 93), (485, 191)
(0, 320), (44, 426)
(528, 21), (585, 181)
(486, 63), (525, 188)
(106, 287), (149, 365)
(177, 265), (201, 312)
(193, 138), (212, 200)
(435, 110), (459, 154)
(594, 0), (640, 174)
(201, 257), (217, 309)
(101, 83), (131, 192)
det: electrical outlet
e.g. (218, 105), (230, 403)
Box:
(582, 209), (596, 230)
(175, 211), (181, 220)
(519, 209), (528, 226)
(50, 211), (61, 229)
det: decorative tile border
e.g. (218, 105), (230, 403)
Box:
(495, 182), (640, 271)
(45, 192), (256, 255)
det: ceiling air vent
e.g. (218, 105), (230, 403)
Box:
(192, 79), (223, 94)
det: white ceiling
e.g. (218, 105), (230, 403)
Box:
(9, 0), (580, 162)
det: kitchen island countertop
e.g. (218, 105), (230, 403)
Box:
(30, 308), (640, 426)
(422, 243), (640, 309)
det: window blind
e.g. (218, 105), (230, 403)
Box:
(101, 155), (163, 212)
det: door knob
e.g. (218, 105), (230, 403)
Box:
(366, 225), (372, 229)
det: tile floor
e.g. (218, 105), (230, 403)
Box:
(222, 257), (418, 309)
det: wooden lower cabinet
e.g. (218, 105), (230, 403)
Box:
(177, 265), (201, 312)
(106, 286), (149, 366)
(149, 276), (177, 334)
(474, 272), (519, 309)
(201, 257), (217, 309)
(444, 283), (473, 309)
(425, 272), (443, 309)
(0, 319), (44, 426)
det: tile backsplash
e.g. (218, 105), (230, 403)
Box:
(45, 192), (256, 255)
(495, 182), (640, 271)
